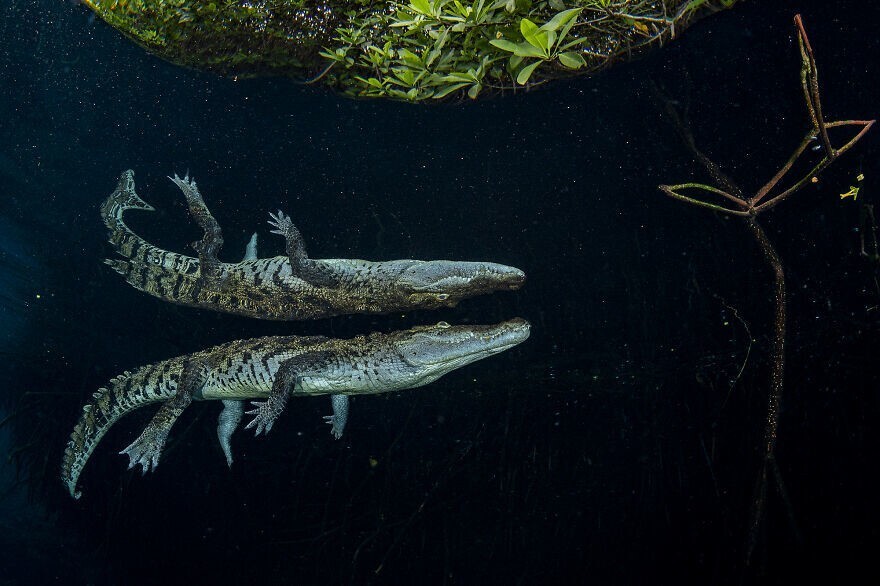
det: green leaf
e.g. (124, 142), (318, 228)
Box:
(398, 48), (422, 66)
(520, 19), (548, 52)
(540, 7), (581, 33)
(467, 83), (482, 99)
(516, 42), (546, 58)
(489, 39), (520, 53)
(411, 0), (432, 15)
(560, 36), (588, 51)
(426, 48), (442, 67)
(491, 40), (545, 58)
(473, 0), (487, 21)
(354, 76), (384, 89)
(557, 51), (586, 69)
(442, 72), (475, 82)
(391, 68), (415, 86)
(433, 27), (450, 51)
(432, 82), (470, 98)
(516, 60), (541, 85)
(558, 13), (579, 44)
(508, 54), (523, 70)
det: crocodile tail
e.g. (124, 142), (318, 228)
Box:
(61, 359), (180, 499)
(99, 170), (199, 300)
(100, 169), (154, 247)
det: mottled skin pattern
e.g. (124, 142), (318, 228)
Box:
(62, 319), (530, 499)
(101, 170), (525, 320)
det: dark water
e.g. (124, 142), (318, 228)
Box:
(1, 1), (879, 584)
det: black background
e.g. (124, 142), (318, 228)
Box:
(1, 1), (878, 583)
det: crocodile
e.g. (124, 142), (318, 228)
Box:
(101, 170), (525, 320)
(61, 318), (530, 499)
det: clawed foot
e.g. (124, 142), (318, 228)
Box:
(267, 210), (295, 237)
(169, 172), (204, 205)
(244, 398), (284, 436)
(323, 414), (344, 440)
(119, 426), (170, 475)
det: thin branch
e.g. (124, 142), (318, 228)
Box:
(826, 119), (876, 156)
(754, 119), (874, 213)
(302, 61), (336, 85)
(657, 14), (874, 570)
(659, 92), (746, 200)
(753, 156), (829, 214)
(751, 131), (813, 205)
(795, 14), (833, 156)
(754, 17), (873, 210)
(659, 183), (751, 216)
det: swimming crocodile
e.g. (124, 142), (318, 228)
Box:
(62, 318), (530, 499)
(101, 170), (525, 320)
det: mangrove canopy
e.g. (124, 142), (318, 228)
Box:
(79, 0), (738, 101)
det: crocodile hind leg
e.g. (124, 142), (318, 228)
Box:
(217, 400), (243, 468)
(170, 173), (225, 284)
(323, 395), (349, 439)
(267, 210), (337, 287)
(214, 234), (258, 467)
(120, 358), (207, 473)
(245, 350), (335, 435)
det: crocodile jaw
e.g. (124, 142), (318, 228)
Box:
(398, 261), (526, 300)
(394, 318), (531, 385)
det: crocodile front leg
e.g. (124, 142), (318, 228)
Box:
(120, 358), (207, 473)
(170, 173), (225, 283)
(245, 350), (335, 435)
(267, 210), (337, 287)
(323, 394), (349, 439)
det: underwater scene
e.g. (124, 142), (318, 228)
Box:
(1, 0), (878, 583)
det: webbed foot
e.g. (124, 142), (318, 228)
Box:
(170, 173), (225, 281)
(267, 210), (296, 239)
(323, 415), (345, 439)
(170, 172), (203, 206)
(324, 394), (349, 439)
(244, 396), (286, 436)
(119, 426), (170, 474)
(269, 210), (338, 288)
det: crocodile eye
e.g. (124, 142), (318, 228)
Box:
(436, 293), (449, 301)
(436, 321), (450, 328)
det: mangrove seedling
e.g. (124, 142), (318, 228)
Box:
(657, 14), (874, 568)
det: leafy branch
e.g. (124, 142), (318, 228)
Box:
(490, 7), (586, 84)
(318, 0), (735, 101)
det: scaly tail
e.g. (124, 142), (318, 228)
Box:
(61, 357), (183, 499)
(99, 170), (200, 300)
(100, 169), (156, 258)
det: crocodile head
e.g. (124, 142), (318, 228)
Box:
(394, 260), (526, 308)
(382, 318), (531, 390)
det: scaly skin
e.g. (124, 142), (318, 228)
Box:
(61, 318), (530, 499)
(101, 170), (525, 320)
